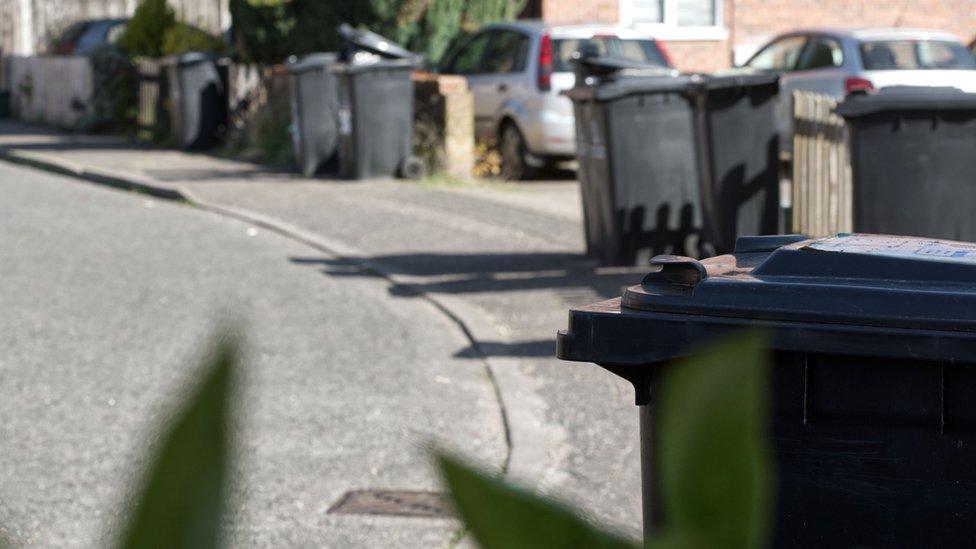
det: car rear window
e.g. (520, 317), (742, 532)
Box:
(860, 39), (976, 70)
(552, 37), (668, 71)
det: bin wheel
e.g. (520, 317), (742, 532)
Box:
(500, 122), (531, 181)
(398, 156), (425, 180)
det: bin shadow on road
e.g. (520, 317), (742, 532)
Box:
(141, 166), (300, 182)
(452, 340), (556, 359)
(290, 251), (644, 301)
(289, 251), (645, 360)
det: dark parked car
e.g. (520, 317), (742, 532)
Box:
(51, 19), (128, 56)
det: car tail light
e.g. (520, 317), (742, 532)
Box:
(654, 38), (674, 68)
(844, 76), (875, 95)
(538, 33), (553, 91)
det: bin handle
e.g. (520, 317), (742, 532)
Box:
(641, 255), (707, 295)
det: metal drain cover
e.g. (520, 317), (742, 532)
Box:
(328, 490), (452, 518)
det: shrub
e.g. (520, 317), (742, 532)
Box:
(162, 23), (230, 56)
(76, 45), (138, 133)
(116, 0), (177, 58)
(229, 0), (297, 64)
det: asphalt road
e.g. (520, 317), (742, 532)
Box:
(0, 163), (507, 547)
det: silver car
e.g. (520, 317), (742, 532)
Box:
(742, 27), (976, 96)
(439, 21), (673, 179)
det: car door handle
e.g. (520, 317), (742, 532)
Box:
(497, 83), (508, 92)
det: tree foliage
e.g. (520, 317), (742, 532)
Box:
(230, 0), (525, 65)
(117, 0), (177, 58)
(162, 23), (230, 57)
(119, 0), (229, 59)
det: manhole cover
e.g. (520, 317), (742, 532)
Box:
(328, 490), (452, 518)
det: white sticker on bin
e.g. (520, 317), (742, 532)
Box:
(807, 234), (976, 264)
(338, 108), (352, 135)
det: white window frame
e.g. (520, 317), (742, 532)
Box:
(619, 0), (728, 41)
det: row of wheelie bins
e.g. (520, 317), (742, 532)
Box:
(288, 24), (422, 180)
(561, 56), (976, 548)
(570, 58), (976, 265)
(566, 57), (780, 265)
(145, 25), (421, 180)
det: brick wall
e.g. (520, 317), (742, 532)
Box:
(662, 41), (730, 73)
(540, 0), (618, 24)
(734, 0), (976, 47)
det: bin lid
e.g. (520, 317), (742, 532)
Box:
(563, 73), (697, 102)
(338, 23), (417, 60)
(329, 57), (419, 75)
(288, 52), (339, 73)
(572, 54), (676, 79)
(558, 233), (976, 403)
(175, 51), (218, 67)
(836, 87), (976, 117)
(620, 233), (976, 333)
(703, 72), (778, 91)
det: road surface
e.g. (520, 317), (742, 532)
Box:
(0, 162), (507, 547)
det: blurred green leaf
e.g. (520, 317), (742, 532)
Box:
(437, 331), (771, 549)
(118, 335), (238, 549)
(657, 331), (772, 548)
(437, 453), (638, 549)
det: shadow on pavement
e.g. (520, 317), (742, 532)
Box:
(290, 251), (644, 301)
(142, 167), (298, 182)
(292, 252), (594, 276)
(453, 340), (556, 359)
(526, 166), (577, 181)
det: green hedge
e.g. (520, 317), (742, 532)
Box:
(119, 0), (229, 58)
(230, 0), (524, 65)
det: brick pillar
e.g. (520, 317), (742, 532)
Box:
(413, 73), (474, 181)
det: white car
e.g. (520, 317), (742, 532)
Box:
(438, 21), (674, 179)
(742, 27), (976, 96)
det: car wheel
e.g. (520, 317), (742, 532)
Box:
(499, 123), (530, 181)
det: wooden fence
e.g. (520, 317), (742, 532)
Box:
(791, 91), (854, 237)
(4, 55), (93, 127)
(1, 0), (228, 56)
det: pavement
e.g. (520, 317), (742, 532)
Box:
(0, 120), (649, 545)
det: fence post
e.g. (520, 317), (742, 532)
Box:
(791, 91), (853, 237)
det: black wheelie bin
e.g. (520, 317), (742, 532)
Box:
(558, 232), (976, 548)
(696, 73), (781, 253)
(837, 88), (976, 241)
(565, 60), (781, 266)
(566, 56), (702, 266)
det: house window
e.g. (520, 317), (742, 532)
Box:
(621, 0), (726, 40)
(676, 0), (716, 26)
(633, 0), (664, 23)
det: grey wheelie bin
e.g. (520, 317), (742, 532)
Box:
(837, 88), (976, 241)
(166, 52), (228, 150)
(558, 232), (976, 548)
(288, 53), (340, 177)
(333, 24), (423, 180)
(565, 58), (781, 266)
